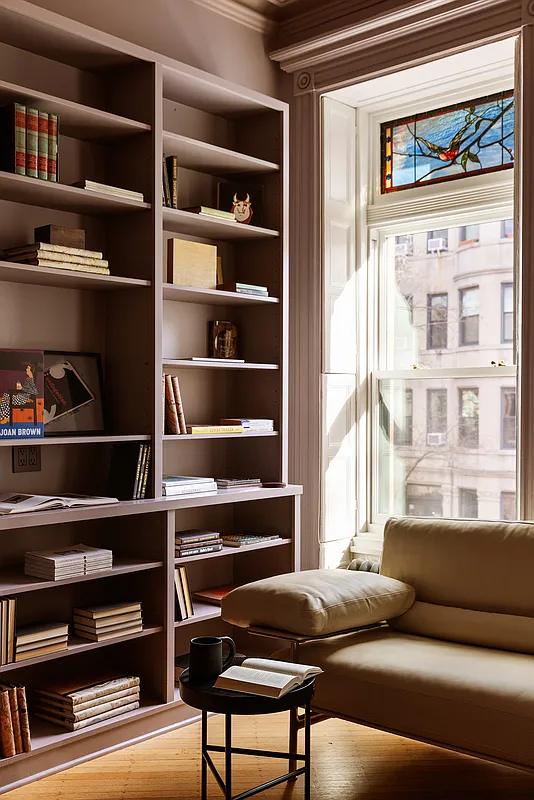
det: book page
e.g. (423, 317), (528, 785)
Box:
(242, 658), (322, 681)
(216, 665), (296, 690)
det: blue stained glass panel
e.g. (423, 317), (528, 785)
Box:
(381, 90), (514, 193)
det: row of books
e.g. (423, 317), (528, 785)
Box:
(0, 103), (58, 181)
(162, 155), (177, 208)
(0, 681), (31, 756)
(174, 566), (193, 621)
(34, 674), (140, 732)
(110, 442), (152, 500)
(0, 241), (110, 276)
(175, 529), (222, 558)
(24, 544), (113, 581)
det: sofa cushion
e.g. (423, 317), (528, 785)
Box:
(221, 570), (415, 636)
(279, 627), (534, 770)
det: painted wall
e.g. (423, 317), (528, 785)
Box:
(27, 0), (280, 97)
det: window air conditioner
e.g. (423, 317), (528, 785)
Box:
(428, 237), (448, 253)
(395, 243), (412, 257)
(427, 432), (447, 445)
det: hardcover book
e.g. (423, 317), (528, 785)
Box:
(25, 107), (38, 178)
(0, 349), (44, 440)
(37, 110), (49, 180)
(214, 658), (322, 698)
(192, 584), (237, 606)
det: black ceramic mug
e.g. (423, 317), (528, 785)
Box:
(189, 636), (236, 684)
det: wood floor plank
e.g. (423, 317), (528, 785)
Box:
(6, 714), (534, 799)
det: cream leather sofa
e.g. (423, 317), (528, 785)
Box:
(223, 517), (534, 773)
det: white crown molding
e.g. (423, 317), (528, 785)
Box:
(191, 0), (276, 33)
(271, 0), (520, 73)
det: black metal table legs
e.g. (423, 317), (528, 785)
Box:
(200, 703), (312, 800)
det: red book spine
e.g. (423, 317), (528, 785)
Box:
(14, 104), (26, 176)
(26, 108), (38, 178)
(38, 111), (48, 180)
(48, 113), (58, 182)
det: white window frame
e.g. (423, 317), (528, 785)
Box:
(353, 73), (517, 549)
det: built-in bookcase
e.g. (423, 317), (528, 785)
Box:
(0, 0), (297, 792)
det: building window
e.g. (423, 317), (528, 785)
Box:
(381, 89), (514, 193)
(397, 388), (413, 446)
(458, 388), (479, 447)
(427, 230), (448, 252)
(501, 491), (516, 520)
(501, 218), (514, 238)
(459, 224), (479, 243)
(502, 283), (513, 343)
(427, 389), (447, 444)
(502, 388), (516, 449)
(406, 484), (443, 517)
(459, 286), (479, 345)
(459, 488), (478, 518)
(427, 293), (448, 349)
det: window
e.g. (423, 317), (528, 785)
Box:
(501, 492), (516, 520)
(502, 388), (516, 449)
(406, 484), (443, 517)
(460, 224), (479, 243)
(397, 389), (413, 446)
(395, 235), (413, 256)
(459, 287), (479, 345)
(427, 389), (447, 442)
(381, 89), (514, 193)
(427, 230), (448, 252)
(427, 293), (448, 349)
(458, 389), (479, 447)
(501, 218), (514, 238)
(502, 283), (513, 343)
(459, 488), (478, 518)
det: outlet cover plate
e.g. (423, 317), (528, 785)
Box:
(12, 445), (41, 473)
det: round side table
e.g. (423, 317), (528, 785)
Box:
(180, 669), (315, 800)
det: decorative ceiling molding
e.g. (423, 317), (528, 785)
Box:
(271, 0), (519, 73)
(191, 0), (276, 33)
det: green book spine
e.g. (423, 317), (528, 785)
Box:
(38, 111), (48, 180)
(25, 107), (38, 178)
(14, 104), (26, 176)
(47, 113), (58, 182)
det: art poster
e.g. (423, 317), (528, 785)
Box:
(0, 349), (44, 439)
(43, 352), (104, 435)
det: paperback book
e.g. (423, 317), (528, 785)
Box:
(214, 658), (322, 698)
(0, 494), (118, 516)
(0, 349), (44, 439)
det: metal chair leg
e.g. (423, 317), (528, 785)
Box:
(288, 706), (299, 781)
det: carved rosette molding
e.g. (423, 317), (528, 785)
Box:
(525, 0), (534, 19)
(294, 70), (315, 94)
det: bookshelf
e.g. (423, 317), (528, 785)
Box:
(0, 0), (295, 792)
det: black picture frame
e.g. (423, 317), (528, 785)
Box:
(43, 351), (105, 436)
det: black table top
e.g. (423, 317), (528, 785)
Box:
(180, 669), (316, 715)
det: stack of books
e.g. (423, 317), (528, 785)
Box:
(217, 282), (269, 297)
(216, 478), (262, 490)
(33, 675), (141, 731)
(24, 544), (113, 581)
(0, 102), (58, 181)
(73, 602), (143, 642)
(180, 206), (235, 221)
(0, 681), (31, 756)
(163, 476), (217, 498)
(220, 418), (274, 433)
(15, 622), (69, 662)
(222, 532), (281, 548)
(0, 242), (110, 275)
(71, 180), (144, 203)
(175, 529), (223, 558)
(163, 374), (187, 434)
(0, 598), (16, 665)
(174, 566), (193, 621)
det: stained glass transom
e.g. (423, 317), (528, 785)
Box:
(381, 90), (514, 193)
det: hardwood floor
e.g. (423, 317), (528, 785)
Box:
(7, 714), (534, 799)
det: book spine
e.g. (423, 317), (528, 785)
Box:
(140, 445), (151, 499)
(164, 375), (180, 435)
(162, 374), (166, 434)
(38, 111), (49, 180)
(5, 251), (109, 267)
(174, 569), (188, 620)
(162, 156), (171, 207)
(3, 243), (103, 259)
(8, 598), (15, 664)
(0, 689), (15, 758)
(186, 426), (244, 435)
(171, 376), (187, 434)
(164, 484), (216, 496)
(179, 567), (194, 617)
(132, 444), (145, 500)
(166, 156), (177, 209)
(175, 533), (221, 545)
(175, 544), (223, 557)
(14, 104), (26, 176)
(36, 693), (139, 723)
(3, 687), (22, 754)
(25, 108), (38, 178)
(47, 113), (58, 182)
(16, 687), (31, 752)
(35, 700), (140, 731)
(24, 260), (110, 274)
(38, 686), (139, 714)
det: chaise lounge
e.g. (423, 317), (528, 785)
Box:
(222, 516), (534, 773)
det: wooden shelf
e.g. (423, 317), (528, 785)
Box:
(162, 208), (279, 241)
(174, 601), (221, 628)
(163, 284), (278, 306)
(162, 131), (279, 176)
(0, 434), (150, 448)
(0, 172), (151, 215)
(0, 261), (150, 291)
(0, 558), (163, 596)
(162, 359), (279, 370)
(175, 538), (291, 564)
(0, 626), (163, 673)
(0, 79), (150, 141)
(163, 432), (278, 441)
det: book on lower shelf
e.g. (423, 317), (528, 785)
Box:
(1, 242), (110, 276)
(217, 282), (268, 297)
(71, 180), (144, 203)
(33, 675), (141, 731)
(214, 658), (323, 698)
(73, 602), (143, 642)
(0, 494), (118, 516)
(15, 621), (69, 662)
(0, 599), (15, 665)
(192, 584), (236, 606)
(221, 533), (281, 548)
(185, 425), (244, 435)
(179, 206), (235, 221)
(163, 476), (217, 498)
(220, 419), (274, 432)
(109, 442), (151, 500)
(174, 567), (193, 621)
(164, 374), (187, 435)
(216, 478), (262, 489)
(24, 544), (113, 580)
(175, 529), (223, 557)
(0, 681), (31, 756)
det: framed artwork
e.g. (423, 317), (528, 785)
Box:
(217, 181), (264, 226)
(43, 351), (105, 436)
(381, 89), (514, 193)
(0, 349), (44, 439)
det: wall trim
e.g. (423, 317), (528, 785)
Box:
(191, 0), (275, 33)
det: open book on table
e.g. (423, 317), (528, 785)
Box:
(0, 493), (119, 515)
(214, 658), (323, 698)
